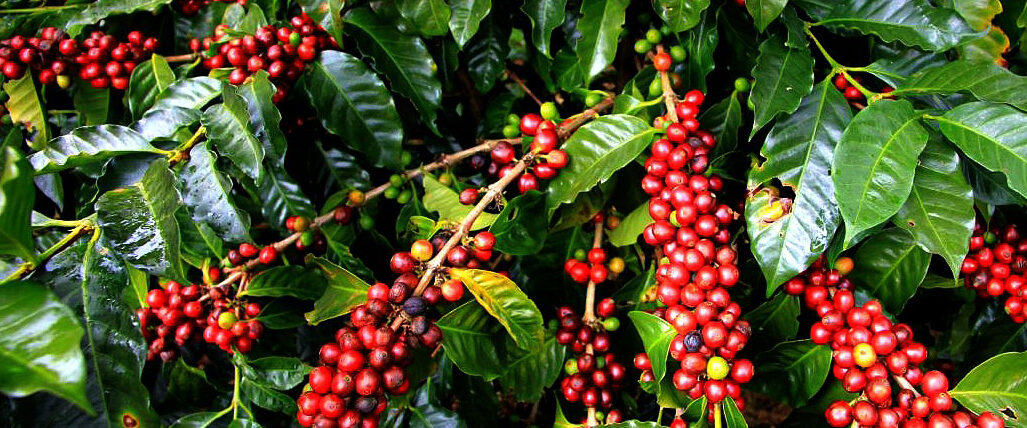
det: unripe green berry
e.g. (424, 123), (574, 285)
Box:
(502, 124), (520, 138)
(707, 356), (730, 380)
(540, 102), (559, 121)
(585, 92), (603, 107)
(299, 231), (315, 246)
(384, 186), (400, 199)
(359, 215), (375, 230)
(400, 151), (413, 166)
(734, 77), (751, 92)
(602, 317), (620, 331)
(984, 231), (998, 244)
(289, 32), (301, 47)
(397, 189), (412, 204)
(564, 358), (578, 375)
(506, 113), (521, 125)
(645, 29), (662, 44)
(574, 249), (587, 261)
(659, 25), (671, 36)
(670, 45), (687, 62)
(218, 312), (237, 330)
(390, 174), (405, 188)
(648, 77), (663, 98)
(634, 39), (652, 54)
(596, 356), (606, 369)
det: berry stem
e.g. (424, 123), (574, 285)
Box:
(167, 126), (206, 166)
(714, 402), (723, 428)
(232, 364), (241, 419)
(582, 220), (604, 324)
(164, 53), (199, 63)
(507, 69), (543, 106)
(892, 374), (922, 397)
(654, 45), (680, 124)
(0, 221), (95, 284)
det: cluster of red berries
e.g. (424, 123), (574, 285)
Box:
(226, 242), (280, 267)
(0, 27), (157, 89)
(556, 299), (626, 425)
(783, 258), (1005, 428)
(138, 281), (263, 361)
(296, 230), (497, 427)
(175, 0), (246, 16)
(194, 14), (337, 101)
(960, 221), (1026, 323)
(832, 74), (893, 107)
(564, 241), (626, 285)
(460, 113), (569, 204)
(632, 89), (753, 423)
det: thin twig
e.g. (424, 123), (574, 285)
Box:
(1, 223), (94, 284)
(165, 53), (198, 63)
(507, 69), (543, 106)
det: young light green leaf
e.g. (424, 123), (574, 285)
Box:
(833, 100), (928, 247)
(607, 200), (650, 247)
(305, 257), (370, 325)
(3, 74), (48, 148)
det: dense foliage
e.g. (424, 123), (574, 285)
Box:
(0, 0), (1026, 427)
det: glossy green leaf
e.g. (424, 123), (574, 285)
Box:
(607, 200), (649, 247)
(256, 164), (315, 229)
(127, 55), (175, 119)
(151, 77), (222, 111)
(490, 190), (548, 255)
(133, 107), (201, 142)
(3, 74), (48, 148)
(240, 265), (327, 300)
(521, 0), (566, 58)
(749, 34), (815, 137)
(0, 147), (35, 262)
(750, 340), (832, 407)
(256, 300), (307, 330)
(816, 0), (981, 51)
(297, 0), (344, 46)
(747, 83), (849, 293)
(897, 60), (1027, 111)
(745, 292), (801, 351)
(345, 7), (443, 134)
(65, 0), (172, 36)
(437, 301), (505, 380)
(449, 268), (545, 352)
(851, 228), (931, 314)
(466, 18), (508, 94)
(240, 377), (295, 414)
(305, 256), (370, 325)
(409, 381), (467, 428)
(628, 311), (675, 391)
(701, 90), (742, 161)
(498, 330), (566, 402)
(300, 51), (403, 170)
(723, 397), (748, 428)
(398, 0), (451, 37)
(546, 114), (654, 215)
(747, 0), (788, 31)
(29, 125), (159, 174)
(576, 0), (629, 83)
(833, 100), (928, 247)
(449, 0), (492, 48)
(315, 142), (371, 191)
(201, 88), (265, 180)
(951, 351), (1027, 427)
(893, 141), (974, 276)
(0, 280), (91, 413)
(179, 142), (251, 243)
(654, 0), (711, 32)
(79, 236), (160, 427)
(423, 174), (498, 230)
(170, 412), (224, 428)
(935, 102), (1027, 200)
(681, 9), (719, 92)
(95, 159), (184, 281)
(240, 356), (310, 390)
(72, 84), (109, 126)
(238, 72), (287, 162)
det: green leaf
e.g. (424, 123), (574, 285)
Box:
(65, 0), (172, 36)
(628, 311), (675, 392)
(897, 60), (1027, 111)
(700, 91), (742, 160)
(0, 147), (35, 262)
(893, 141), (974, 277)
(304, 256), (370, 325)
(0, 280), (91, 413)
(489, 190), (548, 255)
(79, 236), (160, 427)
(423, 174), (499, 230)
(151, 77), (222, 111)
(254, 164), (315, 231)
(746, 0), (788, 31)
(607, 200), (649, 247)
(750, 340), (832, 407)
(575, 0), (629, 83)
(344, 7), (443, 135)
(240, 356), (310, 390)
(746, 292), (801, 351)
(300, 51), (403, 170)
(498, 331), (566, 402)
(833, 100), (929, 247)
(723, 397), (748, 428)
(850, 228), (930, 314)
(127, 55), (175, 119)
(816, 0), (982, 51)
(95, 159), (184, 281)
(449, 268), (545, 352)
(409, 381), (467, 428)
(951, 351), (1027, 427)
(747, 82), (849, 293)
(398, 0), (451, 37)
(201, 89), (265, 181)
(466, 17), (508, 94)
(681, 9), (719, 93)
(29, 125), (160, 174)
(240, 265), (327, 300)
(133, 107), (201, 142)
(546, 114), (654, 215)
(449, 0), (492, 48)
(297, 0), (344, 47)
(934, 101), (1027, 200)
(749, 34), (815, 137)
(170, 412), (225, 428)
(238, 72), (287, 161)
(654, 0), (711, 32)
(240, 377), (296, 414)
(3, 74), (48, 148)
(179, 142), (251, 243)
(437, 301), (505, 380)
(72, 84), (110, 126)
(256, 300), (307, 330)
(521, 0), (566, 58)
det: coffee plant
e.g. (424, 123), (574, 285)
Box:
(2, 0), (1027, 427)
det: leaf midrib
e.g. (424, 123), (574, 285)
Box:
(850, 116), (921, 230)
